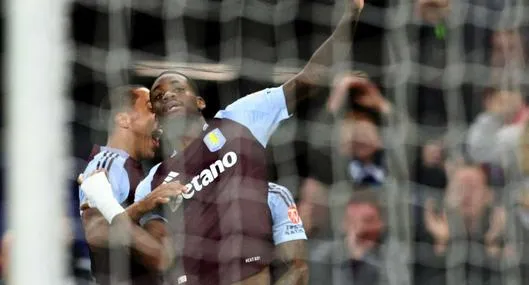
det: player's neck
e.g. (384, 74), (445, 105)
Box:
(107, 131), (138, 159)
(173, 116), (206, 152)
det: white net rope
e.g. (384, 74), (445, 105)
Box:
(69, 0), (529, 285)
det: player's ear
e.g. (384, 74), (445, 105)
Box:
(115, 112), (131, 129)
(196, 96), (206, 112)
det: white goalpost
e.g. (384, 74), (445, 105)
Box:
(6, 0), (70, 284)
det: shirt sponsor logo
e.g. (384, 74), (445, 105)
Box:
(287, 206), (301, 224)
(203, 128), (226, 152)
(169, 151), (238, 202)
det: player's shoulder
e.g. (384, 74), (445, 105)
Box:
(84, 147), (128, 177)
(204, 117), (259, 147)
(267, 182), (295, 207)
(209, 117), (245, 132)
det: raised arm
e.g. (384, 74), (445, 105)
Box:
(282, 0), (364, 114)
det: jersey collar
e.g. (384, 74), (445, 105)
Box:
(169, 122), (209, 158)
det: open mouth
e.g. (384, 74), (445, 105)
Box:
(151, 128), (163, 148)
(152, 137), (160, 148)
(164, 100), (184, 114)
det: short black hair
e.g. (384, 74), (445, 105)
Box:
(154, 71), (200, 97)
(100, 85), (144, 131)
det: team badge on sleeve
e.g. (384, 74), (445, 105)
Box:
(203, 128), (226, 152)
(287, 206), (301, 224)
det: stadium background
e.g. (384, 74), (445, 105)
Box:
(2, 0), (529, 284)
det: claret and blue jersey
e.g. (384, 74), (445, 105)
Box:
(79, 145), (152, 285)
(135, 86), (307, 246)
(134, 86), (306, 285)
(135, 86), (290, 210)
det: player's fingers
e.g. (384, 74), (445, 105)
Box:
(157, 188), (179, 199)
(168, 181), (188, 193)
(156, 197), (171, 204)
(353, 0), (364, 10)
(165, 186), (186, 198)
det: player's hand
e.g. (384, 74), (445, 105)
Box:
(79, 170), (115, 210)
(345, 0), (364, 15)
(139, 181), (188, 213)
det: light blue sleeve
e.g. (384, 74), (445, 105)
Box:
(134, 163), (160, 203)
(214, 86), (290, 147)
(134, 163), (167, 226)
(268, 183), (307, 245)
(79, 154), (130, 211)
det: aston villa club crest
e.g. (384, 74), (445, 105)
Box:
(203, 128), (226, 152)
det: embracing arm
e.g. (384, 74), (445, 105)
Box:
(80, 202), (145, 247)
(131, 219), (174, 272)
(282, 0), (364, 114)
(80, 170), (181, 272)
(81, 204), (174, 272)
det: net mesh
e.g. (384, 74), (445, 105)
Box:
(66, 0), (529, 284)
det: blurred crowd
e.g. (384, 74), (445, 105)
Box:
(2, 0), (529, 284)
(295, 0), (529, 284)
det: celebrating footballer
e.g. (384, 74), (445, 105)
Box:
(79, 0), (365, 284)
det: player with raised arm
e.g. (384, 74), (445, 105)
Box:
(78, 86), (187, 285)
(134, 0), (363, 284)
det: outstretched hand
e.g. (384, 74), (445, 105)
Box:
(346, 0), (365, 15)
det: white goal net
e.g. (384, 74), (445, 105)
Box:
(5, 0), (529, 284)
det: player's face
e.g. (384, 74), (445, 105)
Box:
(150, 74), (205, 120)
(129, 88), (159, 159)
